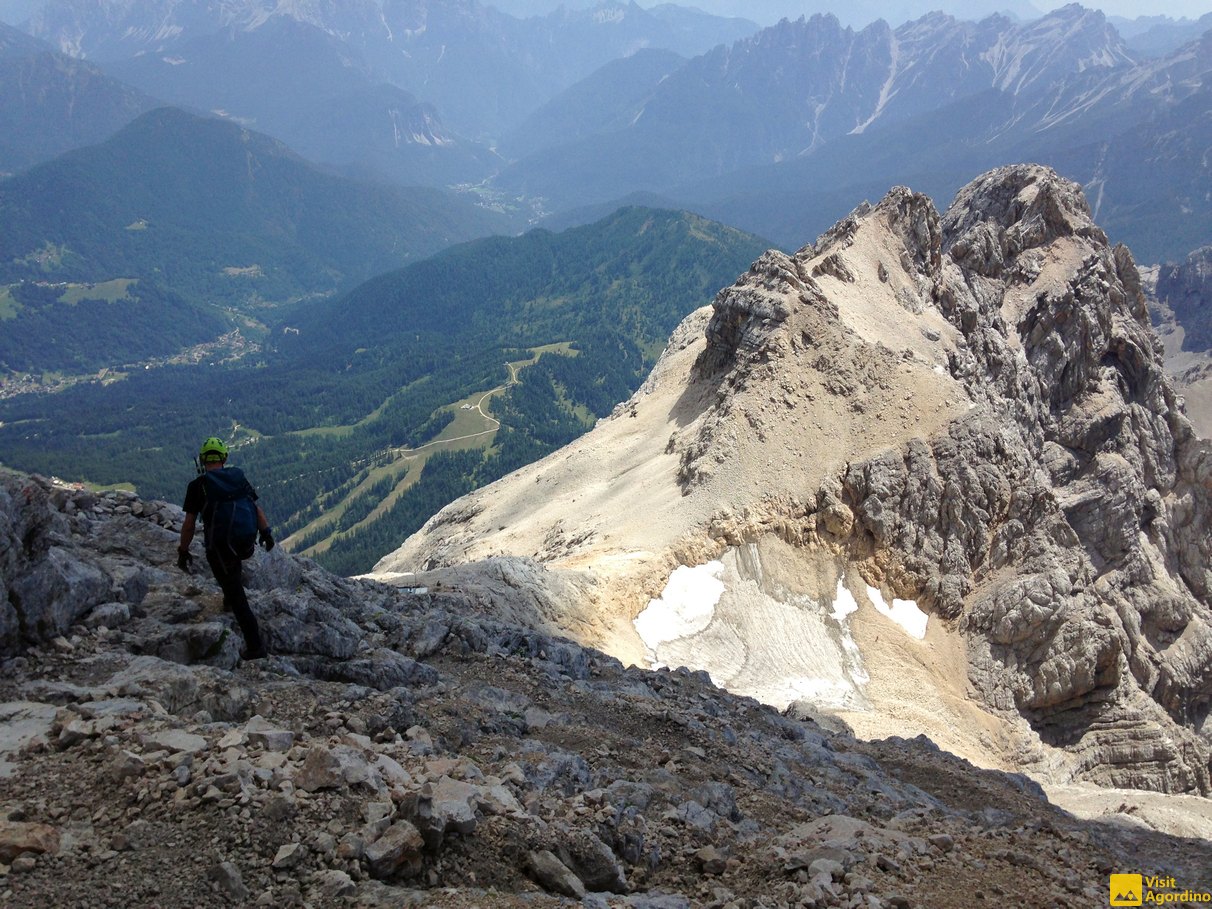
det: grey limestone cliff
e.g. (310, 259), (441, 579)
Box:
(691, 165), (1212, 793)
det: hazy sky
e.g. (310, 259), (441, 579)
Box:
(478, 0), (1209, 28)
(0, 0), (36, 25)
(1037, 1), (1210, 13)
(668, 1), (1212, 24)
(0, 0), (1210, 28)
(478, 0), (1211, 27)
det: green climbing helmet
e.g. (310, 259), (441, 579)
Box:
(199, 436), (229, 464)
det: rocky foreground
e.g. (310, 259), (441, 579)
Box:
(1, 471), (1211, 907)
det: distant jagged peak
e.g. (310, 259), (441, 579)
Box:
(0, 18), (51, 55)
(983, 3), (1136, 92)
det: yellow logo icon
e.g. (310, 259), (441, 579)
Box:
(1110, 874), (1143, 906)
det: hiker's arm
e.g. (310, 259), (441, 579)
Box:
(178, 512), (196, 553)
(256, 505), (275, 551)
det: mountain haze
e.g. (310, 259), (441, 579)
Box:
(0, 22), (156, 174)
(0, 107), (510, 309)
(497, 5), (1211, 264)
(1152, 247), (1212, 441)
(8, 0), (1210, 270)
(501, 47), (686, 160)
(496, 7), (1136, 206)
(1114, 11), (1212, 56)
(26, 0), (759, 139)
(102, 15), (501, 187)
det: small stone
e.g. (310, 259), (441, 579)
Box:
(110, 750), (146, 781)
(210, 861), (249, 900)
(336, 833), (364, 861)
(245, 716), (295, 753)
(294, 746), (344, 792)
(876, 854), (901, 874)
(57, 719), (97, 749)
(810, 858), (845, 880)
(696, 845), (727, 875)
(928, 834), (955, 853)
(527, 850), (585, 899)
(364, 802), (393, 826)
(272, 843), (307, 870)
(415, 776), (479, 849)
(310, 868), (356, 899)
(140, 730), (207, 755)
(364, 821), (423, 879)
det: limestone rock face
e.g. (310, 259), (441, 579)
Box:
(836, 167), (1212, 793)
(0, 476), (173, 653)
(383, 165), (1212, 794)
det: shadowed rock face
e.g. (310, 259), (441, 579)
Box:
(1158, 246), (1212, 351)
(386, 165), (1212, 795)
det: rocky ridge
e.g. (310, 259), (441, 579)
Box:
(380, 165), (1212, 798)
(2, 470), (1212, 907)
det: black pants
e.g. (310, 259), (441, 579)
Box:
(206, 548), (264, 653)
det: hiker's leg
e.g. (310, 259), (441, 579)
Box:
(206, 549), (265, 654)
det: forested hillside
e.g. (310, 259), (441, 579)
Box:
(0, 207), (769, 574)
(0, 107), (515, 373)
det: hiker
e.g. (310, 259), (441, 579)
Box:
(176, 436), (275, 660)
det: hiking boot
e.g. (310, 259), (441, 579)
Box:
(241, 645), (268, 661)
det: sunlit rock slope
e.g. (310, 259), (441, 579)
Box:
(378, 165), (1212, 796)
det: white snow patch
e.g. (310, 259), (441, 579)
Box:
(831, 579), (859, 621)
(633, 553), (873, 712)
(866, 585), (929, 639)
(633, 561), (726, 659)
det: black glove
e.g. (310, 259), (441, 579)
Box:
(259, 527), (275, 551)
(177, 548), (193, 573)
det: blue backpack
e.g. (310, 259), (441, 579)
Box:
(202, 467), (258, 559)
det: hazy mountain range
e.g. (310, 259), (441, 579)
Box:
(0, 21), (157, 174)
(23, 0), (758, 137)
(5, 2), (1209, 265)
(501, 6), (1212, 262)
